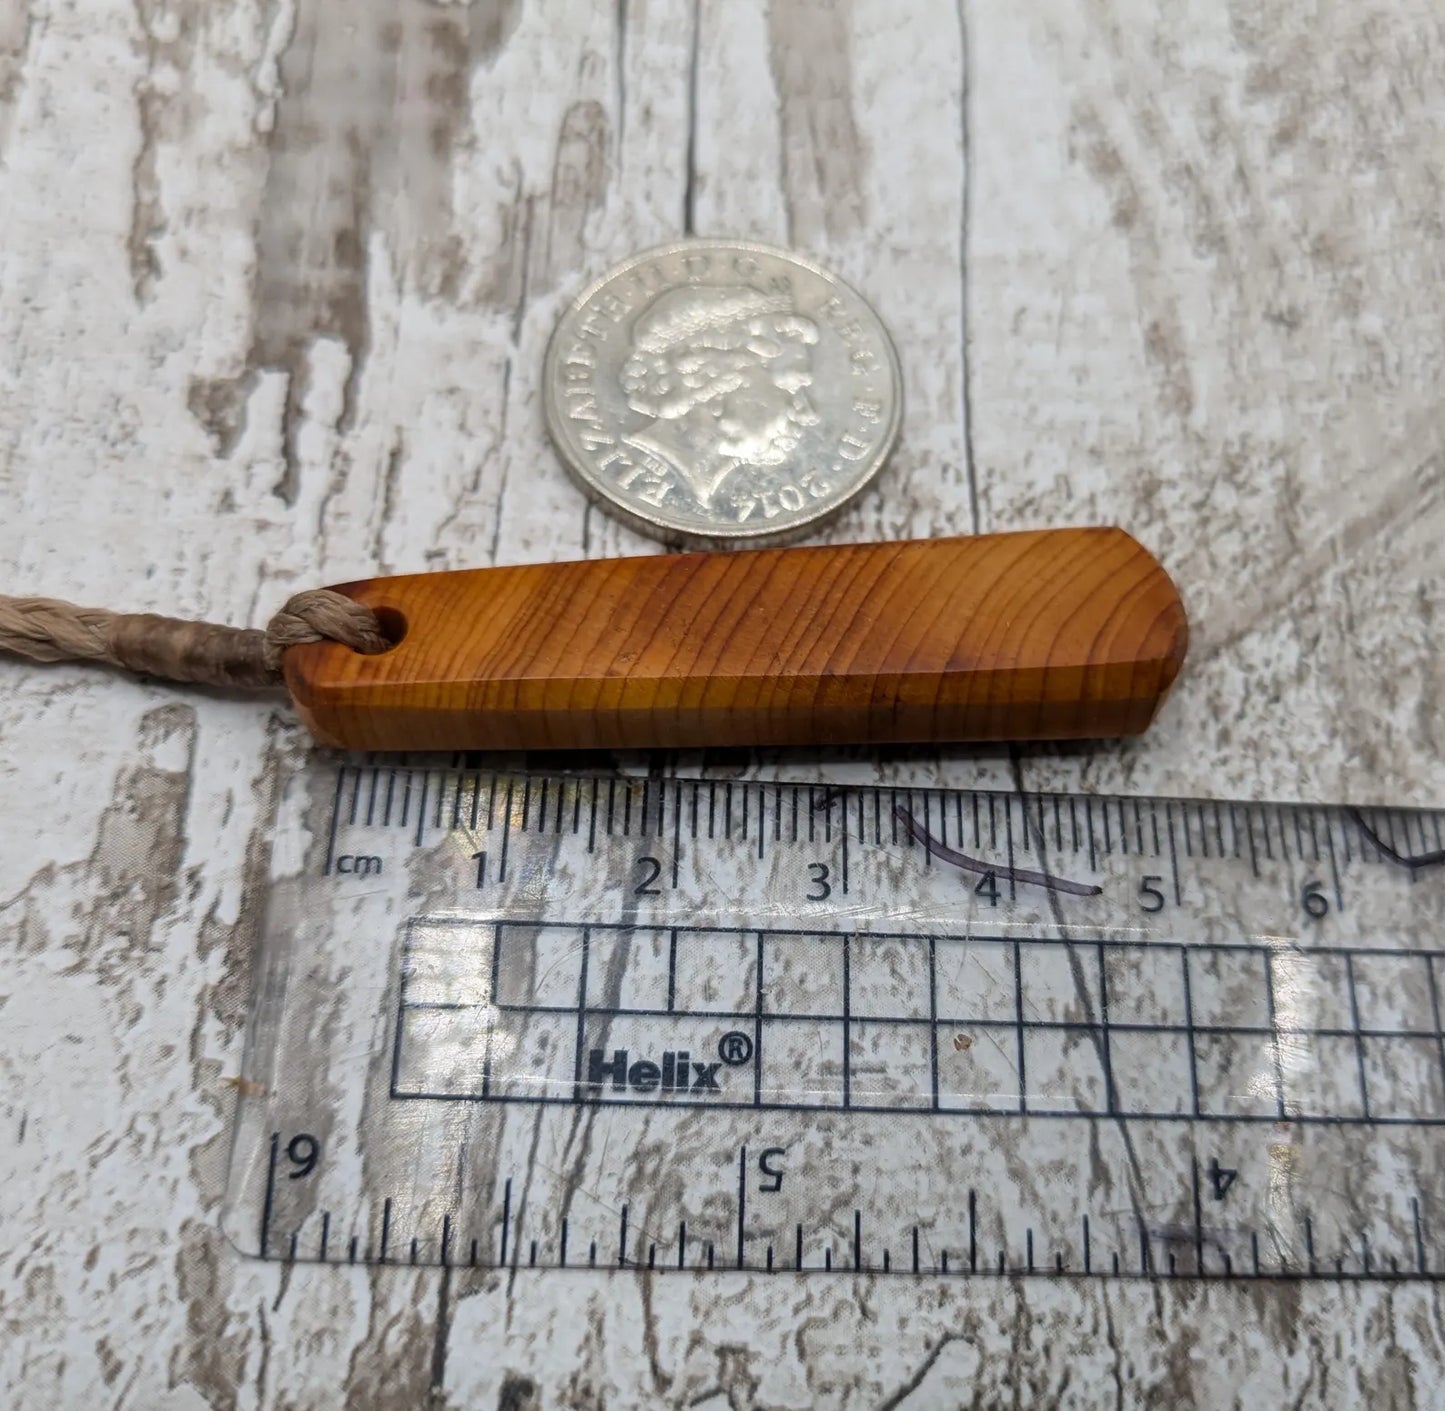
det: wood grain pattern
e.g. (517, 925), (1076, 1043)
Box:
(2, 1), (1443, 1407)
(285, 528), (1187, 750)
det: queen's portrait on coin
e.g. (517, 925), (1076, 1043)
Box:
(618, 285), (822, 509)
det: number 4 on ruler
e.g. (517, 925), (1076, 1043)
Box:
(1209, 1157), (1237, 1201)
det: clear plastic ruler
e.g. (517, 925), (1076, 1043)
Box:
(223, 760), (1445, 1280)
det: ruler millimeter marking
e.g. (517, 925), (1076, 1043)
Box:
(227, 763), (1445, 1283)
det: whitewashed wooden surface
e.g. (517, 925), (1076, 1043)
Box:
(1, 1), (1442, 1406)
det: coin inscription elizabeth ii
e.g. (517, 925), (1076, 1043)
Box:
(543, 240), (902, 547)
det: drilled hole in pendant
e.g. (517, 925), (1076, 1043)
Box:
(363, 606), (408, 653)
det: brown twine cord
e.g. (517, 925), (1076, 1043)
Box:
(0, 589), (391, 689)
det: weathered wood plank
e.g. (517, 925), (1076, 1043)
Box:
(967, 1), (1445, 807)
(0, 1), (1442, 1407)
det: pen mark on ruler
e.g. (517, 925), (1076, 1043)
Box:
(1351, 809), (1445, 873)
(893, 806), (1102, 897)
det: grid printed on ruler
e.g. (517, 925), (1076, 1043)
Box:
(392, 920), (1445, 1124)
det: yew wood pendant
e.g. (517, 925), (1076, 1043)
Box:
(283, 528), (1188, 752)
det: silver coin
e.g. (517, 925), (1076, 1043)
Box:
(543, 239), (902, 548)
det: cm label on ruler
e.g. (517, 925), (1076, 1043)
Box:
(227, 764), (1445, 1282)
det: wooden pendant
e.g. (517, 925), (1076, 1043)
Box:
(283, 528), (1188, 752)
